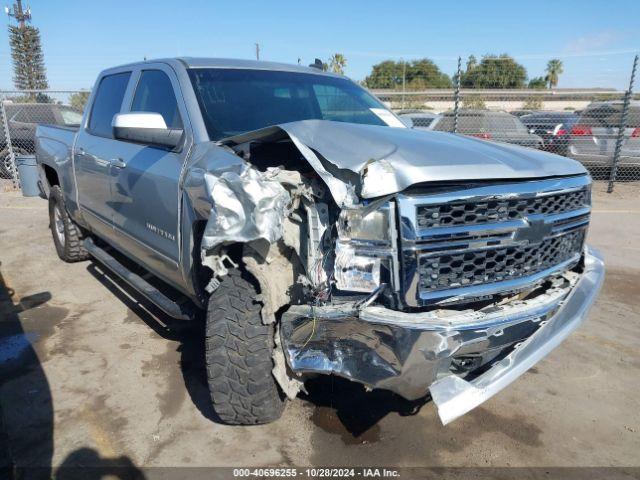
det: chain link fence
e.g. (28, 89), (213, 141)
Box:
(383, 55), (639, 191)
(1, 90), (89, 188)
(1, 55), (638, 192)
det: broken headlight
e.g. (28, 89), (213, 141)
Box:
(334, 243), (381, 293)
(334, 203), (393, 292)
(337, 204), (391, 243)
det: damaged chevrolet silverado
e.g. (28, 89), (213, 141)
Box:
(35, 58), (604, 425)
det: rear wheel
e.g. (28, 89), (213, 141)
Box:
(48, 185), (89, 262)
(205, 270), (286, 424)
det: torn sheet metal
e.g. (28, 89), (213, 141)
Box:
(287, 134), (358, 207)
(220, 119), (587, 201)
(280, 248), (604, 422)
(430, 247), (605, 424)
(201, 166), (290, 252)
(272, 325), (305, 400)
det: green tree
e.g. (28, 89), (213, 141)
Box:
(365, 59), (451, 89)
(546, 59), (564, 88)
(466, 55), (477, 72)
(326, 53), (347, 74)
(69, 91), (91, 111)
(460, 54), (527, 89)
(9, 24), (49, 97)
(528, 76), (547, 89)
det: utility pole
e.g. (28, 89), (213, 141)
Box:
(401, 58), (406, 110)
(6, 0), (49, 94)
(5, 0), (31, 28)
(255, 43), (260, 60)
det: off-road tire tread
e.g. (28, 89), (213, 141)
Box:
(49, 185), (89, 262)
(205, 270), (285, 425)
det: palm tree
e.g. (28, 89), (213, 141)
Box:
(327, 53), (347, 75)
(546, 59), (564, 89)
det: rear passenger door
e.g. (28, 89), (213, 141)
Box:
(108, 65), (192, 280)
(75, 71), (132, 237)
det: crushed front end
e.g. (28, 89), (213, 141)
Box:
(279, 175), (605, 424)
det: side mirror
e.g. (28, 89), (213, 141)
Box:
(112, 112), (183, 149)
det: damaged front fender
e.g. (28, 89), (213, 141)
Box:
(201, 166), (290, 252)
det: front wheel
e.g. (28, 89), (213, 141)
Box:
(48, 185), (89, 263)
(205, 270), (286, 424)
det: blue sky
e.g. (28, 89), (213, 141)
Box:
(1, 0), (639, 90)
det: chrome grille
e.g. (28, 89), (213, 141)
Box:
(397, 176), (591, 306)
(418, 229), (585, 292)
(416, 187), (589, 228)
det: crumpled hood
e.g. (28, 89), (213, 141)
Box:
(221, 119), (587, 202)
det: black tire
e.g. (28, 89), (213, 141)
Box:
(48, 185), (89, 263)
(205, 270), (286, 425)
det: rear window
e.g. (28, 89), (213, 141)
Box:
(487, 115), (527, 133)
(12, 107), (56, 124)
(410, 116), (434, 128)
(433, 113), (527, 133)
(578, 104), (640, 128)
(88, 72), (131, 137)
(433, 114), (484, 133)
(521, 114), (575, 125)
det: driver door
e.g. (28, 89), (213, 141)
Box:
(108, 65), (192, 282)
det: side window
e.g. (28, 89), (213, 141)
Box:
(131, 70), (183, 129)
(88, 72), (131, 137)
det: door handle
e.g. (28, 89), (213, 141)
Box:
(75, 148), (97, 162)
(111, 158), (126, 169)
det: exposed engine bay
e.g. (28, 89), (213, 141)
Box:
(187, 119), (600, 421)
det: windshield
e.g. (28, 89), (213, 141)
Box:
(188, 68), (390, 140)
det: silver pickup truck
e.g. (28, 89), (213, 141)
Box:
(35, 58), (604, 426)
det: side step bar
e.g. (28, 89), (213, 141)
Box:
(84, 238), (192, 320)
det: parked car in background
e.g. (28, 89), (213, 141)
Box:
(568, 101), (640, 172)
(1, 103), (83, 178)
(431, 110), (543, 148)
(521, 111), (579, 156)
(397, 111), (439, 130)
(510, 109), (540, 117)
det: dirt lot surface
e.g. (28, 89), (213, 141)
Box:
(1, 182), (639, 477)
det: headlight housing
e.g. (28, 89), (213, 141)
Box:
(334, 202), (394, 293)
(337, 204), (391, 243)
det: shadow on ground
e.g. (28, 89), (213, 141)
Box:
(0, 263), (53, 478)
(0, 263), (146, 479)
(85, 263), (222, 425)
(301, 376), (426, 443)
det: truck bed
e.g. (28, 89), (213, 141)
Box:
(35, 124), (77, 165)
(35, 124), (78, 199)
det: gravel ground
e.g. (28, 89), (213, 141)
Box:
(0, 182), (639, 478)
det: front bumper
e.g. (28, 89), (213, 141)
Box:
(280, 246), (604, 424)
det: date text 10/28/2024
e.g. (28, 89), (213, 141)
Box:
(233, 468), (401, 478)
